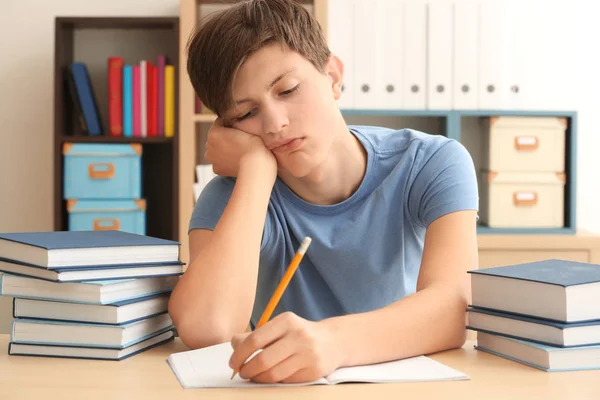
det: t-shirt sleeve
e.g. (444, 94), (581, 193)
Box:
(188, 176), (236, 232)
(408, 138), (479, 228)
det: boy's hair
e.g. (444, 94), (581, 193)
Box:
(186, 0), (331, 117)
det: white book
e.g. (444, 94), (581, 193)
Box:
(167, 341), (469, 389)
(9, 330), (174, 361)
(0, 273), (178, 304)
(140, 60), (147, 137)
(11, 313), (173, 349)
(13, 294), (170, 325)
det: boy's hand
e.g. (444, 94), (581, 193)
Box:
(205, 118), (277, 178)
(229, 312), (345, 384)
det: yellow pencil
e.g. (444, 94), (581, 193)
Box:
(231, 236), (312, 380)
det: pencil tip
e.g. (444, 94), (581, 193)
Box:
(230, 370), (237, 380)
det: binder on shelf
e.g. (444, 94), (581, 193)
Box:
(427, 0), (453, 109)
(327, 0), (355, 109)
(403, 0), (427, 109)
(478, 0), (507, 109)
(452, 0), (478, 109)
(353, 0), (379, 109)
(378, 0), (404, 109)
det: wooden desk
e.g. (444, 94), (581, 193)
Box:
(1, 335), (599, 400)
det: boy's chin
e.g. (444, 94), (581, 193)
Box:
(277, 161), (315, 180)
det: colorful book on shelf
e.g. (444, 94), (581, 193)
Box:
(65, 68), (88, 135)
(108, 56), (124, 136)
(68, 62), (103, 136)
(123, 64), (133, 137)
(0, 257), (184, 282)
(140, 60), (147, 137)
(468, 259), (600, 323)
(157, 55), (167, 136)
(8, 329), (174, 361)
(133, 65), (141, 136)
(165, 65), (175, 137)
(9, 313), (173, 349)
(0, 273), (178, 304)
(12, 293), (170, 325)
(0, 230), (180, 268)
(146, 61), (156, 137)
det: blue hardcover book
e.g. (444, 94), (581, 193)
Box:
(8, 329), (175, 361)
(123, 65), (133, 137)
(12, 293), (171, 325)
(10, 313), (174, 349)
(69, 62), (103, 135)
(0, 230), (180, 268)
(475, 331), (600, 372)
(467, 306), (600, 348)
(0, 273), (178, 304)
(468, 259), (600, 323)
(0, 256), (183, 282)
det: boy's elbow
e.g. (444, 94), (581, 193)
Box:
(168, 300), (233, 349)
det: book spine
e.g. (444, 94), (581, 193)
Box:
(69, 63), (103, 136)
(149, 65), (158, 137)
(123, 65), (133, 137)
(140, 60), (147, 137)
(132, 65), (141, 137)
(65, 68), (88, 135)
(157, 55), (166, 136)
(108, 57), (124, 137)
(165, 65), (175, 137)
(146, 62), (155, 137)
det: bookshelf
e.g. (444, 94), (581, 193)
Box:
(54, 17), (179, 242)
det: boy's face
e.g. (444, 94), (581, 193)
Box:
(223, 43), (343, 178)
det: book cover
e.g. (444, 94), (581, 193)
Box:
(468, 259), (600, 287)
(157, 55), (166, 136)
(122, 65), (133, 137)
(165, 65), (175, 137)
(69, 63), (103, 135)
(133, 65), (141, 136)
(108, 57), (124, 137)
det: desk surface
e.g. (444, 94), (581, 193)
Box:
(1, 335), (599, 400)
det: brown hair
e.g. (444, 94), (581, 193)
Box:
(186, 0), (331, 116)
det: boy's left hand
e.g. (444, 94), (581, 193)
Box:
(229, 312), (345, 383)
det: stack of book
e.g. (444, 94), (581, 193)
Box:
(467, 259), (600, 372)
(0, 230), (184, 361)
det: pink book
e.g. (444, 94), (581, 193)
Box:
(132, 65), (141, 137)
(157, 55), (166, 136)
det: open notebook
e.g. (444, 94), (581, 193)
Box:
(167, 342), (469, 388)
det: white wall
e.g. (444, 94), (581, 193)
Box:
(1, 0), (600, 333)
(0, 0), (179, 333)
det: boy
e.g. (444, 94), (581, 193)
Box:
(169, 0), (479, 384)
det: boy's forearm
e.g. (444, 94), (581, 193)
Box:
(171, 159), (276, 348)
(323, 283), (468, 367)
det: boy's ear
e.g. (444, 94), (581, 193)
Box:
(326, 54), (344, 100)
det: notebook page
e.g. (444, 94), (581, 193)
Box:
(167, 342), (328, 388)
(325, 355), (470, 384)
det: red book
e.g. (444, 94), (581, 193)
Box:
(108, 57), (124, 136)
(150, 65), (158, 136)
(146, 62), (156, 137)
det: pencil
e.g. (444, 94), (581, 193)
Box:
(231, 236), (312, 380)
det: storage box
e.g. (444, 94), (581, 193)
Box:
(481, 116), (566, 173)
(67, 199), (146, 235)
(478, 171), (565, 228)
(63, 143), (142, 199)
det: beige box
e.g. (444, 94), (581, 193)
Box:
(481, 116), (567, 173)
(479, 171), (566, 228)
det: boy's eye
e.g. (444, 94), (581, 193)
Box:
(235, 109), (256, 122)
(280, 84), (299, 96)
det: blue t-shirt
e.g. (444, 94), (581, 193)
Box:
(189, 126), (479, 328)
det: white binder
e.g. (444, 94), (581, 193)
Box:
(327, 0), (355, 110)
(353, 0), (381, 109)
(452, 0), (478, 109)
(478, 0), (507, 109)
(403, 0), (427, 109)
(378, 0), (404, 109)
(427, 0), (453, 109)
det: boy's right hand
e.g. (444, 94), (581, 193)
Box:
(205, 118), (277, 179)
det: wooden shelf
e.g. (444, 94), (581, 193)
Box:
(192, 113), (217, 123)
(59, 136), (174, 144)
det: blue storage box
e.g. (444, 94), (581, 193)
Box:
(67, 199), (146, 235)
(63, 143), (142, 199)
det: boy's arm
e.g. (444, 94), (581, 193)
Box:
(169, 121), (277, 349)
(326, 209), (477, 366)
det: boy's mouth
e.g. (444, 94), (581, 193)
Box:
(270, 137), (304, 152)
